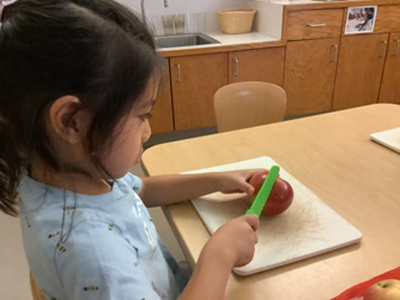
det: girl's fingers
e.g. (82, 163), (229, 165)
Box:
(244, 169), (266, 180)
(244, 214), (260, 232)
(242, 182), (254, 195)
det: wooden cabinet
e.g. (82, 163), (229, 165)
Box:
(379, 32), (400, 104)
(149, 60), (174, 134)
(332, 34), (389, 110)
(374, 5), (400, 33)
(154, 5), (400, 131)
(283, 8), (344, 115)
(170, 53), (228, 131)
(157, 48), (284, 132)
(228, 47), (285, 86)
(284, 38), (339, 115)
(287, 9), (344, 40)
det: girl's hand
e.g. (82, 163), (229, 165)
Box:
(202, 214), (259, 268)
(214, 169), (266, 196)
(179, 215), (259, 300)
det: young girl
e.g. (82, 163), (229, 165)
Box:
(0, 1), (260, 299)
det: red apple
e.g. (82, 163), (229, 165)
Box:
(364, 279), (400, 300)
(248, 169), (294, 216)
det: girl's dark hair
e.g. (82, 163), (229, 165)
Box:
(0, 0), (163, 216)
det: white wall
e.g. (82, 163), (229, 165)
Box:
(0, 214), (31, 300)
(117, 0), (246, 31)
(246, 0), (283, 38)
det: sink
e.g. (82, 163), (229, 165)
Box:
(154, 33), (221, 48)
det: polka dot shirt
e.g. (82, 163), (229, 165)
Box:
(19, 172), (186, 300)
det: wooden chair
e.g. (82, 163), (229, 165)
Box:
(30, 273), (46, 300)
(213, 81), (287, 133)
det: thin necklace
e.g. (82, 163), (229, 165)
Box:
(58, 188), (77, 246)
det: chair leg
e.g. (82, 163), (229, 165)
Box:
(30, 272), (46, 300)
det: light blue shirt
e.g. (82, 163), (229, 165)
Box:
(19, 172), (185, 300)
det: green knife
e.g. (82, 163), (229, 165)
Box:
(246, 165), (280, 216)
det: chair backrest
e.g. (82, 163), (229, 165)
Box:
(30, 273), (46, 300)
(214, 81), (287, 133)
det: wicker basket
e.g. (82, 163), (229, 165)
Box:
(217, 8), (256, 34)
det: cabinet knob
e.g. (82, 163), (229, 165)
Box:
(380, 40), (388, 58)
(176, 63), (181, 83)
(233, 56), (239, 78)
(330, 44), (339, 63)
(306, 23), (327, 27)
(391, 38), (400, 57)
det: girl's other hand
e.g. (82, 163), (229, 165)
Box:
(202, 214), (259, 268)
(214, 169), (266, 196)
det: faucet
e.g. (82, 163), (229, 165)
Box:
(140, 0), (147, 26)
(140, 0), (169, 27)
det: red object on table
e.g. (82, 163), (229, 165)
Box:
(331, 266), (400, 300)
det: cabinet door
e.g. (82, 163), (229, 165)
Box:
(229, 47), (285, 86)
(379, 33), (400, 104)
(332, 34), (389, 110)
(171, 53), (228, 131)
(284, 38), (339, 115)
(374, 5), (400, 33)
(149, 59), (174, 134)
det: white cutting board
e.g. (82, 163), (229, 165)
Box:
(184, 157), (362, 276)
(371, 127), (400, 154)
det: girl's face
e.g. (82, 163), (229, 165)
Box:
(101, 78), (158, 179)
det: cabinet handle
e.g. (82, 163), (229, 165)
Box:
(233, 56), (239, 78)
(176, 63), (181, 83)
(330, 44), (339, 63)
(392, 38), (400, 56)
(380, 40), (388, 58)
(307, 23), (326, 27)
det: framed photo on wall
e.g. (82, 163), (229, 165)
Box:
(345, 6), (378, 35)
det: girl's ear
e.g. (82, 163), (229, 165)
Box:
(49, 96), (91, 145)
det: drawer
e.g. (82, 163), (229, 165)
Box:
(287, 9), (344, 41)
(374, 5), (400, 33)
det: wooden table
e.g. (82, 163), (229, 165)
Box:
(141, 104), (400, 300)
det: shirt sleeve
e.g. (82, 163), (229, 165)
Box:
(54, 221), (160, 300)
(122, 172), (143, 194)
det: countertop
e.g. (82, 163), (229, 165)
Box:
(276, 0), (400, 10)
(157, 31), (284, 57)
(271, 0), (368, 5)
(157, 31), (280, 53)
